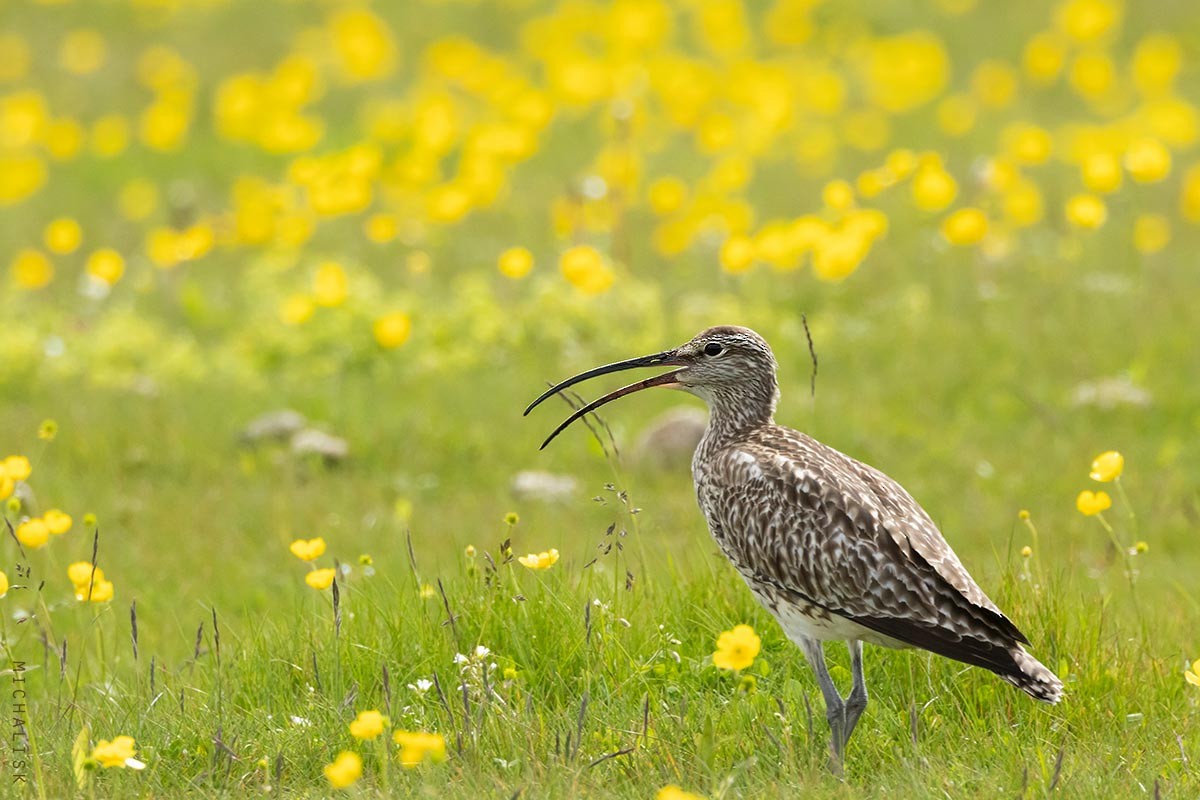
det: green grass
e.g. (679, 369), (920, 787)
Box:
(6, 249), (1200, 796)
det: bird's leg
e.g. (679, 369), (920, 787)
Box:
(842, 640), (869, 747)
(798, 636), (847, 771)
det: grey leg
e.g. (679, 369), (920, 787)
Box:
(798, 636), (847, 768)
(843, 640), (869, 746)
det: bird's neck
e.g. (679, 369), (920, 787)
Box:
(694, 384), (778, 458)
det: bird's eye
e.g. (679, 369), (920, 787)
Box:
(703, 342), (723, 357)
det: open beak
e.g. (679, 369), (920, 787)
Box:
(524, 349), (685, 450)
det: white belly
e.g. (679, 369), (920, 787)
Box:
(744, 578), (908, 650)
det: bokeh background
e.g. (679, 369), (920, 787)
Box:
(2, 0), (1199, 795)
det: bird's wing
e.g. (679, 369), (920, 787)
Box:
(702, 428), (1028, 654)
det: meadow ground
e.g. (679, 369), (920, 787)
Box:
(2, 0), (1200, 797)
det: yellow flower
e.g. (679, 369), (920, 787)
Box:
(911, 164), (957, 211)
(323, 751), (362, 789)
(364, 213), (398, 243)
(1018, 509), (1031, 520)
(1124, 138), (1171, 183)
(1133, 34), (1181, 96)
(1134, 541), (1149, 553)
(393, 730), (447, 767)
(497, 247), (534, 279)
(821, 179), (855, 212)
(91, 735), (137, 768)
(712, 624), (761, 671)
(1185, 659), (1200, 688)
(418, 583), (436, 599)
(517, 549), (560, 570)
(559, 245), (614, 295)
(647, 177), (688, 215)
(1089, 451), (1124, 482)
(940, 208), (988, 245)
(1055, 0), (1122, 43)
(10, 249), (53, 290)
(289, 537), (327, 562)
(280, 294), (315, 325)
(1023, 32), (1067, 84)
(86, 248), (125, 285)
(1001, 123), (1052, 164)
(313, 261), (349, 307)
(1133, 214), (1171, 254)
(43, 509), (72, 535)
(1076, 490), (1112, 516)
(1081, 152), (1122, 193)
(971, 60), (1018, 109)
(0, 571), (7, 598)
(719, 235), (755, 274)
(44, 217), (82, 254)
(1065, 194), (1107, 229)
(657, 786), (707, 800)
(306, 568), (336, 590)
(3, 455), (31, 481)
(373, 312), (412, 349)
(16, 518), (49, 549)
(1020, 546), (1033, 558)
(77, 579), (114, 603)
(349, 709), (388, 740)
(38, 419), (58, 441)
(68, 562), (103, 588)
(0, 475), (12, 502)
(330, 9), (397, 82)
(60, 29), (107, 75)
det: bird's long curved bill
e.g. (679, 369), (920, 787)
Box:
(536, 368), (683, 450)
(523, 349), (683, 449)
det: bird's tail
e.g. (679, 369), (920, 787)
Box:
(1004, 647), (1063, 704)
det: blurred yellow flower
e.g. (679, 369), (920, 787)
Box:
(393, 730), (447, 767)
(86, 248), (125, 285)
(91, 114), (129, 157)
(60, 29), (107, 75)
(657, 786), (707, 800)
(0, 571), (7, 598)
(0, 153), (46, 205)
(289, 538), (326, 562)
(1069, 50), (1115, 100)
(497, 247), (534, 279)
(972, 60), (1018, 109)
(349, 710), (388, 740)
(306, 568), (336, 590)
(0, 475), (11, 502)
(364, 213), (398, 243)
(10, 248), (52, 290)
(559, 245), (613, 295)
(44, 509), (72, 535)
(1020, 545), (1033, 558)
(713, 624), (760, 671)
(941, 208), (988, 245)
(821, 179), (855, 212)
(911, 164), (957, 211)
(1023, 32), (1067, 84)
(373, 312), (412, 349)
(118, 179), (159, 221)
(313, 262), (349, 306)
(1124, 138), (1171, 183)
(330, 9), (397, 82)
(15, 520), (47, 551)
(1133, 214), (1170, 254)
(1003, 179), (1044, 227)
(1133, 34), (1181, 96)
(517, 549), (559, 570)
(38, 419), (58, 441)
(77, 578), (114, 603)
(863, 31), (949, 113)
(323, 751), (362, 789)
(0, 33), (29, 81)
(719, 235), (755, 274)
(44, 217), (82, 254)
(1076, 489), (1112, 516)
(3, 456), (31, 481)
(1186, 659), (1200, 688)
(280, 294), (315, 325)
(1065, 194), (1107, 229)
(419, 583), (436, 599)
(92, 735), (137, 768)
(69, 562), (102, 588)
(1089, 451), (1124, 482)
(647, 177), (688, 215)
(1081, 152), (1122, 193)
(1055, 0), (1122, 43)
(1002, 123), (1052, 164)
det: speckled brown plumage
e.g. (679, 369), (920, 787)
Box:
(527, 324), (1062, 764)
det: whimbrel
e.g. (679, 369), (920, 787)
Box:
(525, 325), (1062, 765)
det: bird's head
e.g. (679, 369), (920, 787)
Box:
(525, 325), (779, 449)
